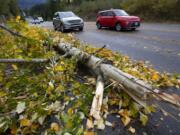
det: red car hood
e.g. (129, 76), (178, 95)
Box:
(117, 16), (140, 21)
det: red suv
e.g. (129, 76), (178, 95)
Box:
(96, 9), (141, 31)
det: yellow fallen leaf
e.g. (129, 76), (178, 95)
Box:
(0, 91), (7, 97)
(128, 126), (136, 133)
(20, 118), (31, 127)
(121, 116), (131, 126)
(86, 118), (94, 129)
(16, 16), (21, 22)
(12, 64), (18, 70)
(46, 81), (54, 94)
(84, 131), (94, 135)
(119, 109), (129, 117)
(0, 76), (3, 82)
(54, 65), (64, 72)
(50, 122), (60, 131)
(67, 108), (73, 115)
(11, 127), (17, 135)
(151, 72), (159, 81)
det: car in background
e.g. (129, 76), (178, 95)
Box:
(38, 17), (44, 23)
(96, 9), (141, 31)
(53, 11), (84, 32)
(25, 16), (34, 24)
(31, 17), (41, 24)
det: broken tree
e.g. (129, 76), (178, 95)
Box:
(57, 42), (180, 120)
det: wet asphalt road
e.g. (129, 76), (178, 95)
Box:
(75, 22), (180, 74)
(39, 22), (180, 135)
(41, 21), (180, 73)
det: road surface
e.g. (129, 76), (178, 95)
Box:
(41, 21), (180, 73)
(75, 22), (180, 74)
(39, 21), (180, 135)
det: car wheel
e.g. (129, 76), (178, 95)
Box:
(79, 27), (83, 31)
(60, 24), (65, 32)
(53, 25), (57, 31)
(115, 23), (122, 31)
(96, 22), (101, 29)
(131, 28), (136, 31)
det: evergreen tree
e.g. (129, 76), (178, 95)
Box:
(0, 0), (19, 17)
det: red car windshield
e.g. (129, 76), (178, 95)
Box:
(114, 10), (129, 16)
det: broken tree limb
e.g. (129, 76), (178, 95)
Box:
(90, 45), (106, 56)
(57, 42), (150, 99)
(0, 54), (69, 64)
(0, 24), (27, 38)
(90, 75), (105, 120)
(57, 42), (180, 107)
(0, 58), (49, 63)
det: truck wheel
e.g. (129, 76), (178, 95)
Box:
(79, 27), (83, 31)
(60, 24), (65, 33)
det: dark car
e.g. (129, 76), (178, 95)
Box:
(53, 11), (84, 32)
(96, 9), (141, 31)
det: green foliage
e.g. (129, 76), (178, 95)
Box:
(30, 0), (68, 20)
(0, 0), (19, 17)
(29, 0), (180, 21)
(67, 0), (123, 20)
(121, 0), (180, 21)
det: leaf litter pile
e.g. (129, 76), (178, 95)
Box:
(0, 20), (180, 135)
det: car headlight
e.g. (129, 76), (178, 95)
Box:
(63, 21), (70, 25)
(80, 19), (84, 23)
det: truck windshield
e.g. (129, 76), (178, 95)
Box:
(114, 10), (129, 16)
(60, 12), (76, 18)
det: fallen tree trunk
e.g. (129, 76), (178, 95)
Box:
(57, 42), (180, 107)
(0, 58), (49, 63)
(57, 43), (150, 98)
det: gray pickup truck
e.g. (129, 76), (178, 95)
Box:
(53, 11), (84, 32)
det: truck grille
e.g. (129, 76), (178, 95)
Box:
(68, 20), (81, 24)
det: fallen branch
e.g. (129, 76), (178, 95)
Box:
(0, 24), (26, 38)
(0, 58), (49, 63)
(90, 45), (106, 56)
(90, 75), (104, 120)
(57, 42), (180, 107)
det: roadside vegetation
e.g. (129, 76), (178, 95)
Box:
(0, 0), (19, 17)
(29, 0), (180, 22)
(0, 18), (180, 134)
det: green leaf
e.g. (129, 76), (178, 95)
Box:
(140, 113), (148, 126)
